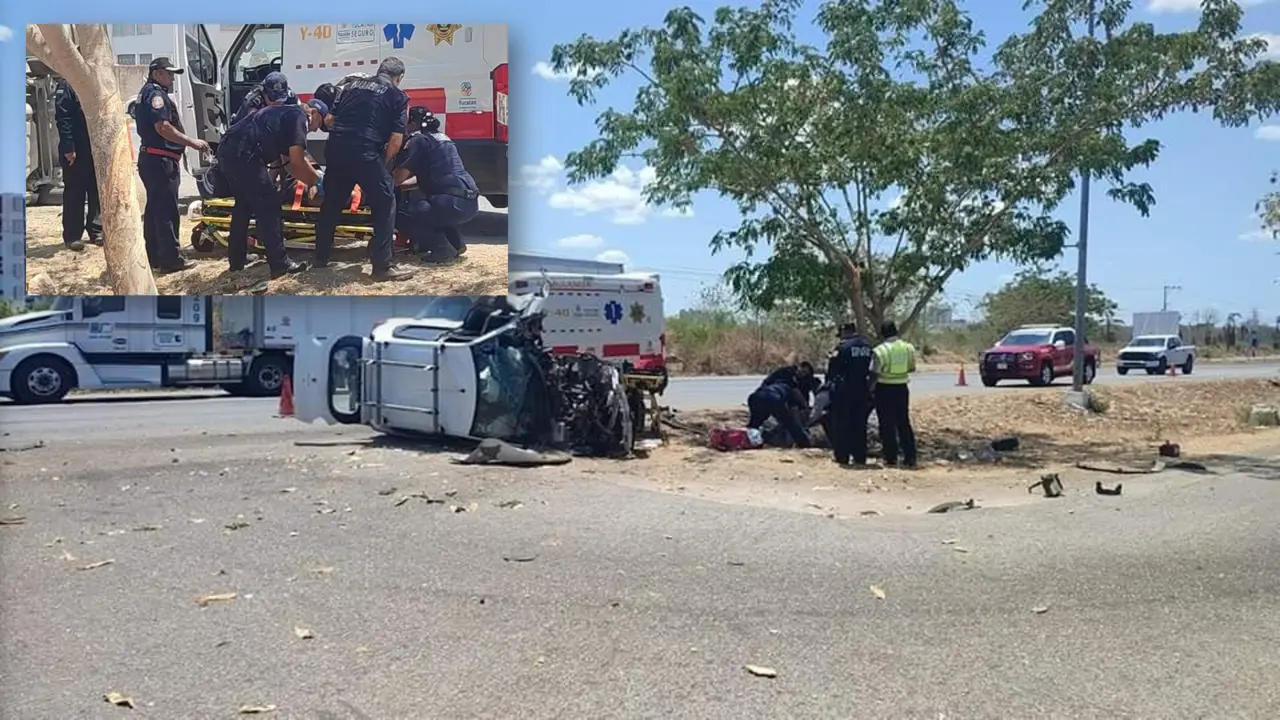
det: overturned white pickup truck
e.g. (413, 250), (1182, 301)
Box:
(1115, 334), (1196, 376)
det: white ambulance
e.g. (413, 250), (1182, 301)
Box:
(189, 23), (509, 207)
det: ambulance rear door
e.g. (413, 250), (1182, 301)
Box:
(529, 273), (665, 368)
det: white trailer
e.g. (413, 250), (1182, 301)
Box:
(0, 296), (437, 404)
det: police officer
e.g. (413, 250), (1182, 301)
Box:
(746, 362), (816, 448)
(53, 77), (103, 251)
(216, 72), (322, 277)
(230, 81), (298, 125)
(391, 108), (479, 263)
(313, 73), (370, 130)
(312, 59), (413, 281)
(871, 321), (919, 468)
(826, 321), (875, 466)
(134, 57), (205, 272)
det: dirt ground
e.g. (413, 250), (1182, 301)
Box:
(586, 379), (1280, 518)
(24, 204), (507, 296)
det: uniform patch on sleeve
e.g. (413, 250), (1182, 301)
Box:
(151, 95), (165, 110)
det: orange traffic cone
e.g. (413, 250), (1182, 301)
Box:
(956, 364), (968, 387)
(1167, 364), (1178, 377)
(277, 375), (295, 418)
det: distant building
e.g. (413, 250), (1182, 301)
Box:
(107, 24), (246, 68)
(509, 252), (626, 275)
(0, 194), (25, 303)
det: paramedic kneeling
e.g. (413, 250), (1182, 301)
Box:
(746, 362), (815, 448)
(134, 57), (206, 273)
(391, 108), (479, 263)
(215, 72), (320, 277)
(312, 58), (414, 281)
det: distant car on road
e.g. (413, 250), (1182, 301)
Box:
(978, 324), (1101, 387)
(1116, 334), (1195, 376)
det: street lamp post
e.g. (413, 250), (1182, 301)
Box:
(1071, 5), (1098, 394)
(1162, 284), (1182, 312)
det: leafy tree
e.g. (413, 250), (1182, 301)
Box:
(551, 0), (1280, 340)
(979, 270), (1116, 339)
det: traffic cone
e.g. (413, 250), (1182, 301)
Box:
(956, 364), (968, 387)
(1167, 364), (1177, 377)
(277, 375), (295, 418)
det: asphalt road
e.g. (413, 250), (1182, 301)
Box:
(1, 421), (1278, 717)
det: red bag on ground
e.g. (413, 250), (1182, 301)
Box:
(709, 427), (755, 452)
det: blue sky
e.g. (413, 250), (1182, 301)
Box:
(2, 0), (1279, 322)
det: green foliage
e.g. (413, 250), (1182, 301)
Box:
(551, 0), (1280, 340)
(978, 269), (1118, 340)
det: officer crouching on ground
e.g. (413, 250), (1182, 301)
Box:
(826, 321), (875, 467)
(54, 76), (103, 251)
(312, 59), (414, 281)
(391, 107), (479, 263)
(215, 71), (321, 277)
(133, 57), (206, 273)
(746, 362), (816, 448)
(871, 320), (919, 468)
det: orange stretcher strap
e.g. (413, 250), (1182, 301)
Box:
(292, 181), (304, 210)
(350, 185), (363, 212)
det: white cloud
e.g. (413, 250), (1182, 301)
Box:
(1256, 125), (1280, 141)
(1148, 0), (1268, 11)
(517, 155), (563, 192)
(1239, 228), (1274, 242)
(1249, 32), (1280, 60)
(532, 61), (602, 82)
(596, 249), (631, 266)
(557, 234), (605, 249)
(0, 25), (13, 42)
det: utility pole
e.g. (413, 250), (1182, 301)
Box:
(1071, 4), (1097, 394)
(1162, 284), (1181, 312)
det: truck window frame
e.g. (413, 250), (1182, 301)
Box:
(184, 24), (218, 86)
(156, 297), (183, 320)
(82, 297), (126, 319)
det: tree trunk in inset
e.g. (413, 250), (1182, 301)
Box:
(27, 23), (157, 295)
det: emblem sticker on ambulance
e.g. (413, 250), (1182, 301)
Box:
(629, 302), (646, 323)
(604, 300), (623, 325)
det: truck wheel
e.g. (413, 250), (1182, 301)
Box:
(245, 355), (291, 397)
(1117, 367), (1129, 376)
(1156, 357), (1168, 375)
(1031, 362), (1053, 387)
(1084, 361), (1096, 385)
(981, 376), (997, 387)
(10, 355), (76, 404)
(1182, 356), (1194, 375)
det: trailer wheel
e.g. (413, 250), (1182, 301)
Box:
(245, 355), (291, 397)
(11, 355), (76, 404)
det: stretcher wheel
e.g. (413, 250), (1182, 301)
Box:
(190, 224), (219, 254)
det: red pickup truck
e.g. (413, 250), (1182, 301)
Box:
(978, 325), (1101, 387)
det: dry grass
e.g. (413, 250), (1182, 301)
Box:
(651, 379), (1280, 484)
(25, 203), (507, 296)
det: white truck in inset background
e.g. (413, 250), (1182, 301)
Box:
(1116, 334), (1196, 375)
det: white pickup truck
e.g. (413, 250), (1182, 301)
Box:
(1115, 334), (1196, 376)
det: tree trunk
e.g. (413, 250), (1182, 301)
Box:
(27, 24), (157, 295)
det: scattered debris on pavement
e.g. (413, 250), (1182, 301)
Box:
(1159, 441), (1181, 458)
(0, 516), (27, 526)
(78, 559), (115, 571)
(1095, 482), (1123, 496)
(1031, 605), (1050, 614)
(454, 438), (572, 467)
(0, 440), (46, 453)
(1029, 474), (1064, 498)
(293, 626), (314, 640)
(927, 499), (977, 514)
(1077, 460), (1166, 475)
(870, 585), (886, 599)
(196, 592), (238, 607)
(238, 703), (278, 714)
(502, 553), (538, 563)
(103, 691), (136, 709)
(744, 664), (778, 678)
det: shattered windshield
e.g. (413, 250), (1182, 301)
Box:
(470, 334), (532, 439)
(998, 330), (1053, 346)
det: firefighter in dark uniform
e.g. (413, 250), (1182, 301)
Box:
(133, 57), (205, 272)
(312, 60), (413, 281)
(746, 362), (816, 448)
(391, 108), (478, 263)
(230, 83), (298, 125)
(53, 77), (103, 251)
(826, 321), (875, 466)
(216, 72), (321, 277)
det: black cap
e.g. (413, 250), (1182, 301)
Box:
(149, 57), (184, 74)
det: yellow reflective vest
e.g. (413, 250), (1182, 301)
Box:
(873, 338), (914, 385)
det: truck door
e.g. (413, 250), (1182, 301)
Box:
(1052, 329), (1075, 372)
(223, 25), (285, 120)
(75, 297), (130, 357)
(293, 333), (364, 426)
(184, 24), (224, 161)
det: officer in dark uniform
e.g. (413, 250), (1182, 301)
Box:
(53, 77), (103, 251)
(746, 362), (816, 448)
(133, 57), (206, 272)
(826, 321), (875, 466)
(216, 72), (322, 277)
(391, 108), (479, 263)
(230, 83), (299, 125)
(313, 73), (370, 131)
(312, 59), (414, 281)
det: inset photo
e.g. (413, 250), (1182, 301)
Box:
(23, 23), (508, 296)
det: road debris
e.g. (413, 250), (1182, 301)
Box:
(238, 704), (278, 714)
(78, 559), (115, 571)
(1158, 441), (1181, 458)
(927, 499), (977, 514)
(309, 566), (335, 575)
(0, 440), (46, 453)
(859, 509), (883, 516)
(454, 438), (572, 467)
(393, 492), (443, 507)
(870, 584), (887, 599)
(377, 487), (398, 496)
(225, 521), (251, 531)
(293, 626), (314, 640)
(132, 524), (163, 532)
(103, 691), (136, 708)
(1095, 482), (1123, 496)
(496, 499), (524, 509)
(941, 538), (959, 545)
(196, 592), (238, 607)
(450, 502), (480, 513)
(1028, 473), (1063, 498)
(744, 664), (778, 678)
(1076, 460), (1164, 475)
(952, 546), (971, 554)
(1031, 605), (1050, 614)
(0, 516), (27, 526)
(503, 553), (538, 563)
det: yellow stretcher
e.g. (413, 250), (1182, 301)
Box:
(188, 185), (412, 255)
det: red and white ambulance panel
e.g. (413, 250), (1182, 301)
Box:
(221, 23), (509, 206)
(510, 272), (667, 372)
